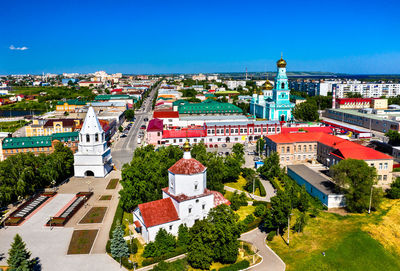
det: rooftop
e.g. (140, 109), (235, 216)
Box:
(162, 129), (206, 139)
(3, 131), (79, 149)
(178, 100), (243, 115)
(43, 119), (76, 128)
(287, 164), (338, 195)
(137, 198), (179, 228)
(153, 111), (179, 119)
(56, 99), (87, 105)
(168, 158), (206, 175)
(147, 118), (163, 132)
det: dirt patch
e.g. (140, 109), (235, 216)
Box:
(99, 195), (112, 201)
(79, 207), (107, 224)
(67, 229), (98, 254)
(325, 208), (349, 216)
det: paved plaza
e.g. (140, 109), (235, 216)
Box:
(0, 171), (123, 271)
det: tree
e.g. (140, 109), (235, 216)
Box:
(177, 224), (190, 250)
(258, 152), (283, 180)
(124, 109), (135, 120)
(187, 220), (214, 269)
(7, 234), (34, 271)
(292, 101), (319, 121)
(110, 222), (130, 267)
(385, 130), (400, 146)
(346, 92), (363, 98)
(232, 143), (245, 164)
(256, 138), (265, 156)
(387, 177), (400, 199)
(330, 159), (379, 213)
(118, 126), (123, 133)
(293, 212), (308, 233)
(263, 190), (292, 235)
(229, 191), (248, 211)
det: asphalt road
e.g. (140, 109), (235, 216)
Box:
(111, 83), (159, 169)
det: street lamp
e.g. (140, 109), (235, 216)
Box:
(368, 185), (374, 214)
(51, 179), (56, 192)
(287, 213), (293, 246)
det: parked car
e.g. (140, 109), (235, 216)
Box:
(144, 117), (149, 122)
(222, 144), (227, 148)
(248, 151), (255, 155)
(120, 134), (127, 138)
(140, 125), (146, 130)
(137, 138), (142, 144)
(253, 156), (261, 161)
(218, 152), (223, 156)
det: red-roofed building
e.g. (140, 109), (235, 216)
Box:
(335, 98), (372, 109)
(153, 111), (180, 127)
(266, 132), (393, 187)
(146, 118), (163, 145)
(133, 143), (230, 243)
(281, 126), (334, 134)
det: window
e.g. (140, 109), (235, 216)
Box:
(196, 199), (199, 203)
(169, 225), (173, 231)
(95, 133), (99, 142)
(202, 204), (205, 210)
(384, 162), (388, 170)
(218, 138), (221, 142)
(240, 129), (243, 133)
(378, 175), (382, 180)
(281, 83), (285, 89)
(174, 139), (176, 143)
(194, 184), (198, 190)
(86, 134), (90, 142)
(179, 139), (183, 142)
(207, 129), (211, 134)
(281, 147), (285, 153)
(309, 145), (312, 151)
(383, 175), (387, 181)
(303, 145), (306, 152)
(263, 128), (267, 132)
(209, 139), (212, 142)
(314, 145), (317, 151)
(286, 156), (289, 161)
(379, 163), (383, 170)
(226, 129), (229, 134)
(287, 146), (290, 152)
(244, 129), (247, 133)
(194, 139), (197, 143)
(188, 208), (192, 214)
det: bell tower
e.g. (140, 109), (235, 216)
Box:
(273, 54), (290, 105)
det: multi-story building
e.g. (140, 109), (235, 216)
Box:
(178, 99), (243, 116)
(265, 132), (393, 187)
(26, 119), (80, 137)
(192, 73), (206, 81)
(2, 131), (79, 160)
(335, 83), (400, 98)
(225, 80), (246, 90)
(56, 100), (87, 112)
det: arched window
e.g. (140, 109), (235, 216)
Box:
(95, 133), (99, 142)
(281, 82), (285, 89)
(86, 134), (90, 142)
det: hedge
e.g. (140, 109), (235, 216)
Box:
(142, 246), (186, 266)
(109, 200), (124, 239)
(218, 260), (250, 271)
(256, 179), (266, 197)
(267, 231), (276, 241)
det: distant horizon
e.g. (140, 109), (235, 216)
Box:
(2, 0), (400, 75)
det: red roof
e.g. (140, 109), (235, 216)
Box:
(336, 98), (372, 104)
(162, 129), (206, 139)
(43, 119), (76, 128)
(138, 198), (179, 228)
(169, 158), (206, 175)
(111, 88), (123, 93)
(153, 111), (179, 119)
(134, 221), (141, 228)
(162, 187), (213, 202)
(147, 118), (163, 132)
(211, 191), (231, 206)
(281, 126), (333, 134)
(267, 132), (392, 161)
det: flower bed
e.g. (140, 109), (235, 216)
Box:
(106, 178), (119, 189)
(99, 195), (112, 201)
(79, 207), (107, 224)
(5, 192), (56, 226)
(46, 191), (93, 227)
(67, 229), (99, 254)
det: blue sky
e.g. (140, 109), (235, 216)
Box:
(1, 0), (400, 74)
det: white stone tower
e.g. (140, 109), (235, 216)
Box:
(74, 106), (112, 178)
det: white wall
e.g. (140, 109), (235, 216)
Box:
(327, 194), (346, 208)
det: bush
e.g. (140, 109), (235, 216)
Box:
(387, 177), (400, 199)
(109, 201), (124, 239)
(254, 205), (266, 217)
(218, 260), (250, 271)
(142, 247), (186, 266)
(243, 214), (255, 224)
(229, 191), (248, 211)
(128, 239), (138, 254)
(106, 240), (111, 253)
(256, 179), (266, 197)
(121, 257), (133, 269)
(267, 231), (276, 241)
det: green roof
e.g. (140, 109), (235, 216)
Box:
(2, 131), (79, 149)
(204, 94), (216, 97)
(290, 95), (306, 100)
(56, 99), (87, 105)
(178, 100), (243, 115)
(172, 99), (189, 106)
(95, 95), (131, 100)
(157, 97), (173, 101)
(214, 91), (240, 95)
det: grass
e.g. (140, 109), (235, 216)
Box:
(268, 199), (400, 271)
(235, 205), (256, 221)
(0, 120), (28, 132)
(99, 195), (112, 200)
(224, 191), (252, 202)
(122, 211), (134, 236)
(67, 229), (98, 254)
(225, 175), (261, 196)
(106, 178), (119, 189)
(79, 207), (107, 224)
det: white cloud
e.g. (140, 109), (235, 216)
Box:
(9, 45), (29, 51)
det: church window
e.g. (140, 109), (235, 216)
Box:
(86, 134), (90, 142)
(281, 83), (285, 89)
(95, 134), (99, 142)
(196, 199), (199, 203)
(169, 225), (173, 231)
(179, 139), (183, 142)
(202, 204), (206, 210)
(188, 208), (192, 214)
(194, 184), (198, 190)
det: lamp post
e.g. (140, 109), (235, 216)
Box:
(51, 179), (56, 192)
(368, 185), (373, 214)
(287, 213), (293, 246)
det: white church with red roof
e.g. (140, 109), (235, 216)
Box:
(133, 141), (230, 243)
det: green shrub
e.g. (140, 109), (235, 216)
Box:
(121, 257), (133, 269)
(256, 179), (266, 197)
(218, 260), (250, 271)
(387, 177), (400, 199)
(254, 204), (266, 217)
(128, 239), (138, 254)
(267, 231), (276, 241)
(106, 240), (111, 253)
(142, 247), (186, 266)
(243, 214), (255, 224)
(252, 201), (268, 207)
(109, 201), (124, 239)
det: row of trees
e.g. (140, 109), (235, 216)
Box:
(0, 143), (74, 207)
(120, 143), (245, 212)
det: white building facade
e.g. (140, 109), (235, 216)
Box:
(73, 106), (113, 178)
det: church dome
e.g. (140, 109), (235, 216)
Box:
(277, 57), (287, 68)
(262, 80), (273, 90)
(168, 158), (206, 175)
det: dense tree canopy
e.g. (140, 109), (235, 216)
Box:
(258, 152), (283, 181)
(120, 145), (183, 211)
(330, 159), (381, 213)
(7, 234), (35, 270)
(385, 130), (400, 145)
(0, 142), (74, 207)
(387, 177), (400, 199)
(292, 101), (319, 121)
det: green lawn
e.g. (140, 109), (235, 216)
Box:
(268, 199), (400, 271)
(225, 175), (261, 196)
(0, 120), (28, 132)
(235, 205), (256, 221)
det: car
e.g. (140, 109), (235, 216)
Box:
(120, 134), (127, 138)
(140, 125), (146, 130)
(144, 118), (149, 122)
(218, 152), (223, 156)
(253, 156), (261, 161)
(225, 152), (229, 156)
(248, 151), (255, 155)
(222, 144), (227, 148)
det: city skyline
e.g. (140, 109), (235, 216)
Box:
(2, 0), (400, 74)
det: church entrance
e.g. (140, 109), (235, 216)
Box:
(280, 115), (285, 122)
(226, 137), (230, 143)
(85, 170), (95, 177)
